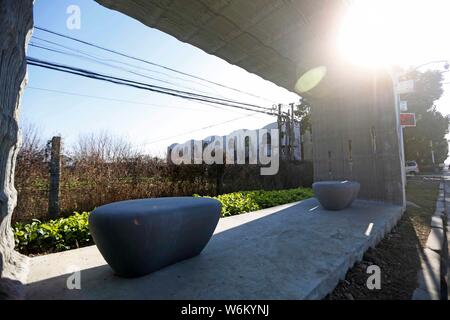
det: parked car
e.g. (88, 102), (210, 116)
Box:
(405, 160), (419, 175)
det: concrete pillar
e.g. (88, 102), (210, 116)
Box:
(0, 0), (34, 299)
(310, 68), (405, 206)
(302, 130), (313, 162)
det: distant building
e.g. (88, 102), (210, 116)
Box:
(167, 121), (302, 164)
(262, 122), (301, 161)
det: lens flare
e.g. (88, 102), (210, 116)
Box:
(295, 66), (327, 93)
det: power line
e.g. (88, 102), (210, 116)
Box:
(29, 44), (248, 114)
(31, 35), (229, 97)
(26, 86), (232, 113)
(26, 57), (274, 112)
(29, 42), (229, 98)
(26, 56), (278, 116)
(34, 26), (277, 104)
(139, 113), (257, 146)
(28, 86), (255, 115)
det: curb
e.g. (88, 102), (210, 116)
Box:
(412, 179), (448, 300)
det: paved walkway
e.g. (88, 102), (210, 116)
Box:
(25, 198), (403, 300)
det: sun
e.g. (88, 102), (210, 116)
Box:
(337, 0), (450, 68)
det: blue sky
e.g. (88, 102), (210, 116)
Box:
(22, 0), (299, 157)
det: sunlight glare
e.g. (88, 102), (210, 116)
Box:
(337, 0), (450, 67)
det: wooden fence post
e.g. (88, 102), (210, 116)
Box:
(48, 136), (61, 218)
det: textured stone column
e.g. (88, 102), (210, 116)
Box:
(0, 0), (34, 299)
(310, 67), (405, 206)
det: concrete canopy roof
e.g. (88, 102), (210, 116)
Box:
(95, 0), (349, 94)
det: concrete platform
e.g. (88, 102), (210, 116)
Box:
(25, 198), (403, 300)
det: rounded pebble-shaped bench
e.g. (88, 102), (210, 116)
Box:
(312, 180), (360, 211)
(89, 197), (221, 277)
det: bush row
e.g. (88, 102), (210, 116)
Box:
(13, 212), (92, 255)
(14, 187), (312, 255)
(16, 150), (312, 224)
(198, 188), (313, 217)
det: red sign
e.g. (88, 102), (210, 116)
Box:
(400, 113), (416, 127)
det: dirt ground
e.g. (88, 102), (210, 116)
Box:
(326, 179), (440, 300)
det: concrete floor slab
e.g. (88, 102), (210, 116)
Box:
(25, 198), (403, 300)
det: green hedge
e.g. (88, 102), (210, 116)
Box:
(13, 212), (92, 255)
(14, 187), (312, 255)
(197, 187), (313, 217)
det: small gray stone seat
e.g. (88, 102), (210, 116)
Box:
(312, 180), (360, 211)
(89, 197), (221, 277)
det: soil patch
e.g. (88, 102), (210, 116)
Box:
(326, 179), (439, 300)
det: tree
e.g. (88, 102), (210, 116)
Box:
(293, 97), (311, 135)
(402, 70), (449, 167)
(19, 122), (45, 160)
(70, 131), (136, 162)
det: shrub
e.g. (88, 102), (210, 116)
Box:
(197, 187), (313, 217)
(15, 148), (312, 223)
(14, 187), (312, 255)
(13, 212), (92, 255)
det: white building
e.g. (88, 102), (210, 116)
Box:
(167, 121), (302, 163)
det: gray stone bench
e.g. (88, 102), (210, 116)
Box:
(312, 180), (360, 210)
(89, 197), (221, 277)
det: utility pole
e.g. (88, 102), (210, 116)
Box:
(285, 109), (291, 160)
(390, 69), (407, 206)
(290, 103), (295, 161)
(277, 104), (283, 159)
(430, 140), (436, 172)
(48, 136), (61, 218)
(430, 140), (435, 164)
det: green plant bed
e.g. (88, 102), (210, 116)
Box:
(196, 187), (313, 217)
(14, 212), (92, 255)
(14, 187), (312, 255)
